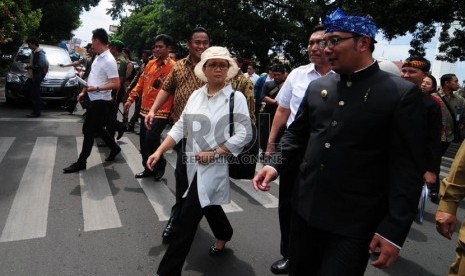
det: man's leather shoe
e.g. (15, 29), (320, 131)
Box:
(135, 170), (153, 178)
(116, 125), (126, 140)
(154, 166), (165, 181)
(126, 123), (135, 132)
(209, 243), (226, 256)
(430, 192), (440, 204)
(270, 258), (289, 274)
(63, 162), (86, 173)
(26, 113), (40, 118)
(162, 222), (176, 242)
(105, 146), (121, 161)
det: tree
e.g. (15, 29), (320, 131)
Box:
(0, 0), (41, 45)
(29, 0), (100, 43)
(109, 0), (465, 67)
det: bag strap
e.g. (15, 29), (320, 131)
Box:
(268, 82), (284, 98)
(229, 91), (235, 137)
(439, 95), (458, 128)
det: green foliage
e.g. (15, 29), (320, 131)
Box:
(29, 0), (100, 43)
(111, 0), (465, 67)
(0, 0), (42, 45)
(116, 1), (166, 56)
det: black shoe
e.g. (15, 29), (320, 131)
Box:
(105, 146), (121, 161)
(270, 258), (289, 274)
(209, 242), (226, 256)
(63, 162), (86, 173)
(116, 125), (126, 140)
(126, 123), (135, 132)
(135, 170), (153, 178)
(154, 166), (165, 181)
(430, 192), (440, 204)
(26, 113), (40, 118)
(162, 222), (176, 242)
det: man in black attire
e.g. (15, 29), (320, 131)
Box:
(63, 28), (122, 173)
(25, 37), (48, 118)
(254, 8), (425, 275)
(401, 56), (442, 203)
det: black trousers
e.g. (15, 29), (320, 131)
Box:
(128, 98), (141, 125)
(106, 88), (126, 138)
(278, 154), (299, 258)
(289, 211), (370, 276)
(139, 116), (167, 171)
(157, 176), (233, 276)
(78, 100), (119, 164)
(28, 78), (43, 115)
(167, 139), (190, 226)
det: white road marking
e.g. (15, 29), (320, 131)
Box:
(119, 137), (175, 221)
(0, 137), (15, 163)
(77, 137), (122, 232)
(0, 137), (56, 242)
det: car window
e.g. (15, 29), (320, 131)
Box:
(16, 47), (32, 63)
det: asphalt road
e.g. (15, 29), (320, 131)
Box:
(0, 92), (464, 276)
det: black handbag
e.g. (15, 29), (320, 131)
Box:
(228, 91), (259, 179)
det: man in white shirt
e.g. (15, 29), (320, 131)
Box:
(63, 28), (122, 173)
(266, 25), (333, 275)
(245, 64), (260, 84)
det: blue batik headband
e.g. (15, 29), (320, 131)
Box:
(324, 8), (377, 42)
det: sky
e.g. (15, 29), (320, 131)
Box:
(73, 0), (119, 45)
(73, 0), (464, 83)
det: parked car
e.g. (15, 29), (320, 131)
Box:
(4, 44), (80, 105)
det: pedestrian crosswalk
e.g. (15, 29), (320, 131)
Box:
(0, 136), (278, 242)
(0, 137), (56, 242)
(1, 135), (460, 243)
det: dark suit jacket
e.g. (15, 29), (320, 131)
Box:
(273, 62), (425, 247)
(423, 94), (442, 174)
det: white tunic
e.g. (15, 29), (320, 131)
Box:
(168, 84), (252, 207)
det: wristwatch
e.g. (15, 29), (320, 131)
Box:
(213, 149), (220, 160)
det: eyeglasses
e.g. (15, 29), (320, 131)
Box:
(318, 35), (361, 49)
(206, 62), (229, 70)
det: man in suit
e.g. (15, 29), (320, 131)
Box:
(253, 8), (425, 275)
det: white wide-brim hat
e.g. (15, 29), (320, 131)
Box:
(194, 46), (239, 82)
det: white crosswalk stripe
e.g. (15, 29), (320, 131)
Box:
(76, 137), (122, 232)
(119, 137), (176, 221)
(1, 137), (56, 242)
(0, 137), (14, 163)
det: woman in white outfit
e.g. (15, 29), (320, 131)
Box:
(147, 46), (252, 276)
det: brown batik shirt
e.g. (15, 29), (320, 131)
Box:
(162, 55), (205, 123)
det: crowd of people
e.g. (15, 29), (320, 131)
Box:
(22, 6), (465, 276)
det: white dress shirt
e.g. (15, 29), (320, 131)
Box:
(168, 84), (252, 207)
(276, 63), (334, 127)
(87, 49), (119, 101)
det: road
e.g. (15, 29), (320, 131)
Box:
(0, 94), (464, 275)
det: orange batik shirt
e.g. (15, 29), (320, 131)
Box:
(127, 57), (176, 119)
